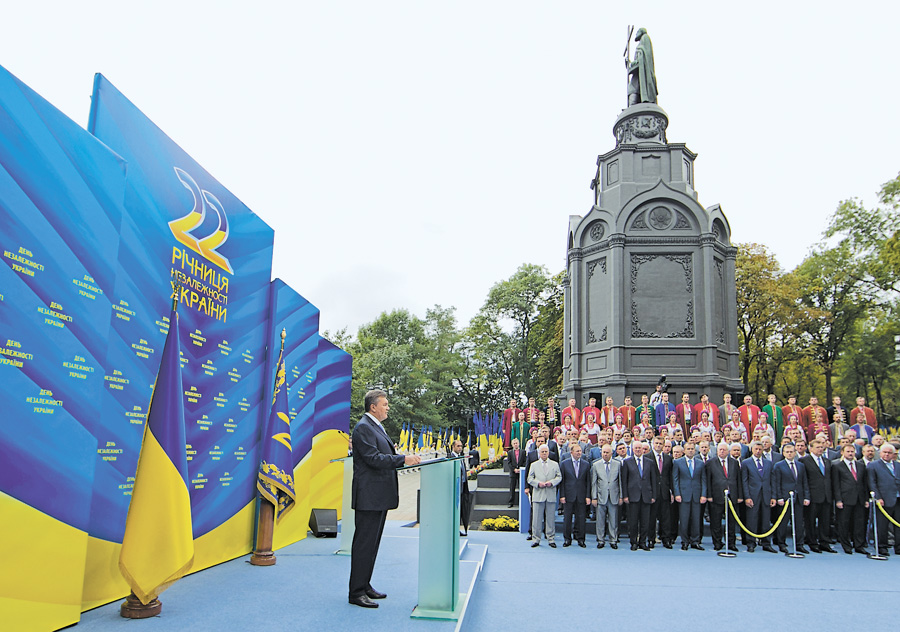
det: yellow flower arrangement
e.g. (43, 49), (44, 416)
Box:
(481, 515), (520, 531)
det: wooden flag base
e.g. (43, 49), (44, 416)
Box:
(249, 499), (277, 566)
(249, 550), (277, 566)
(120, 592), (161, 618)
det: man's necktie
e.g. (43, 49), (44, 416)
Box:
(757, 459), (763, 476)
(605, 461), (610, 477)
(790, 461), (797, 479)
(723, 459), (728, 478)
(688, 459), (694, 477)
(658, 454), (663, 473)
(638, 457), (643, 477)
(817, 456), (825, 475)
(574, 460), (579, 477)
(850, 460), (857, 481)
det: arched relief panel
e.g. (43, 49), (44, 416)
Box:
(585, 256), (609, 346)
(580, 220), (608, 248)
(711, 218), (729, 245)
(624, 200), (700, 236)
(630, 252), (695, 339)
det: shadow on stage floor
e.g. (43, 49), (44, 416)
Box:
(74, 522), (899, 632)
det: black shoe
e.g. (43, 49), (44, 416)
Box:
(631, 544), (639, 551)
(728, 544), (739, 552)
(663, 541), (672, 549)
(747, 545), (756, 553)
(563, 540), (572, 548)
(578, 541), (586, 548)
(809, 546), (821, 553)
(821, 545), (837, 553)
(549, 542), (557, 548)
(681, 544), (689, 551)
(508, 503), (513, 508)
(855, 547), (869, 555)
(531, 541), (540, 548)
(640, 544), (651, 551)
(778, 545), (789, 553)
(762, 545), (777, 554)
(843, 547), (853, 554)
(349, 595), (378, 608)
(597, 542), (604, 549)
(526, 535), (532, 541)
(365, 588), (387, 600)
(648, 542), (655, 549)
(690, 543), (705, 551)
(610, 542), (618, 549)
(460, 531), (467, 537)
(714, 544), (723, 551)
(878, 549), (889, 556)
(796, 546), (810, 554)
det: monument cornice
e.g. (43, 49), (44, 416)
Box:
(624, 236), (700, 246)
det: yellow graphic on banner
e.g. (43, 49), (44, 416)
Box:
(168, 167), (233, 274)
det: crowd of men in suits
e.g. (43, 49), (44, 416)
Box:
(502, 392), (900, 556)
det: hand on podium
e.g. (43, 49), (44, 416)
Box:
(404, 455), (421, 466)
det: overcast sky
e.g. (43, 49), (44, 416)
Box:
(4, 3), (898, 335)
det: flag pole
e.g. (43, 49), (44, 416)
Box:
(251, 328), (287, 566)
(120, 276), (187, 619)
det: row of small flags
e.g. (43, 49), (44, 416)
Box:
(473, 411), (503, 456)
(399, 423), (473, 453)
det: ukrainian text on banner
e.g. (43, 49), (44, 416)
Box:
(0, 63), (123, 632)
(84, 75), (274, 602)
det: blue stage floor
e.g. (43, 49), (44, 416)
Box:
(75, 523), (900, 632)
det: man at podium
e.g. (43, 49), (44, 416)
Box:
(349, 390), (420, 609)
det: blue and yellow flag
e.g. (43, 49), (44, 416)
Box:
(119, 305), (193, 605)
(257, 343), (295, 521)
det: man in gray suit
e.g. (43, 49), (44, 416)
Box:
(591, 443), (623, 549)
(672, 442), (707, 550)
(528, 444), (562, 548)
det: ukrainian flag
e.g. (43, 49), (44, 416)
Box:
(119, 305), (193, 605)
(257, 342), (296, 520)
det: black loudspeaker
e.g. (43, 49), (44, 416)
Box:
(309, 508), (338, 537)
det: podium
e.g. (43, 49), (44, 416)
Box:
(331, 456), (353, 556)
(410, 457), (466, 620)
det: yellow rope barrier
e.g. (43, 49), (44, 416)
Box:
(726, 497), (790, 539)
(875, 500), (900, 529)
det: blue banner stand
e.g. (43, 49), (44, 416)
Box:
(332, 457), (353, 556)
(518, 468), (531, 534)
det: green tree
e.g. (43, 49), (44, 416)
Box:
(825, 171), (900, 296)
(791, 243), (873, 402)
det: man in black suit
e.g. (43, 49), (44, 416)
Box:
(773, 442), (810, 553)
(741, 440), (777, 553)
(349, 390), (420, 609)
(867, 443), (900, 556)
(832, 444), (869, 554)
(621, 441), (657, 550)
(506, 438), (526, 508)
(706, 442), (742, 552)
(450, 440), (472, 536)
(801, 438), (836, 552)
(559, 443), (591, 547)
(648, 436), (674, 548)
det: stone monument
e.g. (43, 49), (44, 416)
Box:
(563, 28), (742, 406)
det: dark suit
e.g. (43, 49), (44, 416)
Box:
(621, 454), (658, 547)
(706, 456), (742, 548)
(648, 450), (674, 545)
(867, 459), (900, 554)
(349, 414), (406, 599)
(560, 457), (591, 543)
(832, 457), (868, 552)
(451, 452), (472, 533)
(773, 458), (809, 548)
(741, 455), (774, 547)
(672, 456), (706, 545)
(800, 453), (833, 548)
(506, 447), (526, 504)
